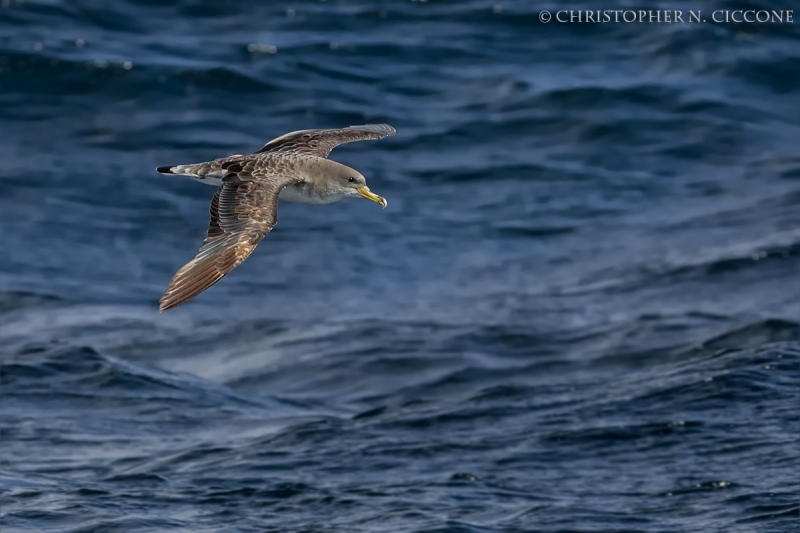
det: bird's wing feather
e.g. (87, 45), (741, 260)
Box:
(159, 163), (300, 312)
(256, 124), (395, 158)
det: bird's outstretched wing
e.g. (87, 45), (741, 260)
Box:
(159, 164), (300, 312)
(256, 124), (395, 158)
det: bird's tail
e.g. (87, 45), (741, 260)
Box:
(156, 163), (206, 177)
(155, 161), (227, 185)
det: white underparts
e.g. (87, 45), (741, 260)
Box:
(279, 183), (347, 205)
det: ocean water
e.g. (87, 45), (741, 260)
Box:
(1, 0), (799, 531)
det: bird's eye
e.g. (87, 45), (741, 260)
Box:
(348, 177), (356, 183)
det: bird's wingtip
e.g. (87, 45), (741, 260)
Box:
(156, 165), (174, 174)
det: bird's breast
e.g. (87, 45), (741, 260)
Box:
(278, 183), (344, 205)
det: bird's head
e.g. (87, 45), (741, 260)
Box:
(329, 164), (387, 208)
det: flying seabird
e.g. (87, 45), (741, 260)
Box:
(155, 123), (395, 312)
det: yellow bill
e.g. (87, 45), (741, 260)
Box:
(357, 187), (388, 208)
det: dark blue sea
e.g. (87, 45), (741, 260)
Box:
(1, 1), (799, 531)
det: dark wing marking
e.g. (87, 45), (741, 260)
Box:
(255, 124), (395, 158)
(159, 166), (299, 312)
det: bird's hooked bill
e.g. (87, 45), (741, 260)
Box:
(357, 187), (388, 208)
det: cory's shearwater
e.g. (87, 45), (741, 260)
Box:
(155, 124), (395, 312)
